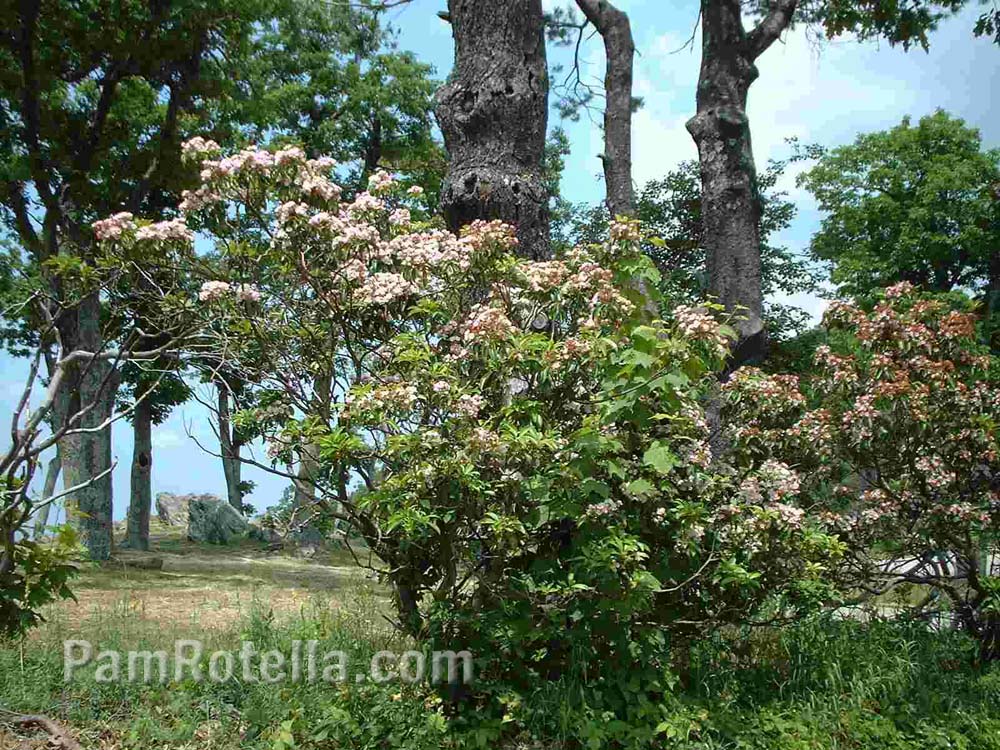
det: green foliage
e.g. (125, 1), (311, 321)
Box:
(138, 147), (847, 720)
(797, 111), (1000, 301)
(4, 599), (1000, 748)
(0, 525), (78, 638)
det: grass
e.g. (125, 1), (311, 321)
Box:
(3, 526), (1000, 749)
(1, 523), (407, 749)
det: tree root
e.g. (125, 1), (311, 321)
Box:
(0, 709), (84, 750)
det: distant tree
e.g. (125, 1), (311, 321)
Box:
(120, 368), (191, 550)
(797, 111), (999, 324)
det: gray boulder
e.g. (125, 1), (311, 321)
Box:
(187, 496), (248, 544)
(247, 522), (283, 545)
(155, 492), (201, 527)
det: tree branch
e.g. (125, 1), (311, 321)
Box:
(746, 0), (798, 60)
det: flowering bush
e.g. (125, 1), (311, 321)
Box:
(96, 140), (844, 726)
(725, 282), (1000, 659)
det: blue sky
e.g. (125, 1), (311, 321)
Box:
(3, 1), (997, 520)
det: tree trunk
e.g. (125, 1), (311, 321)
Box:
(292, 370), (332, 524)
(576, 0), (634, 217)
(126, 398), (153, 550)
(32, 449), (61, 540)
(987, 250), (999, 352)
(435, 0), (551, 259)
(217, 383), (243, 512)
(59, 293), (119, 561)
(686, 0), (797, 367)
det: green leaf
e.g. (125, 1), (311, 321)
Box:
(643, 442), (678, 475)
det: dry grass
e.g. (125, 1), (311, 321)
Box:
(42, 520), (386, 633)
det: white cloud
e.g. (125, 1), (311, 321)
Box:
(151, 429), (185, 450)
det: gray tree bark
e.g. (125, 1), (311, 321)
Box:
(292, 370), (332, 521)
(576, 0), (634, 218)
(59, 293), (119, 561)
(33, 369), (66, 540)
(32, 449), (61, 540)
(686, 0), (797, 366)
(435, 0), (551, 259)
(125, 398), (153, 550)
(217, 383), (244, 512)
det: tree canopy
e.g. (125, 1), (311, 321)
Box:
(798, 111), (999, 300)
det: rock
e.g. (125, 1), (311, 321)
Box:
(295, 544), (317, 559)
(156, 492), (195, 527)
(289, 525), (325, 547)
(247, 522), (283, 545)
(187, 496), (249, 544)
(102, 555), (164, 571)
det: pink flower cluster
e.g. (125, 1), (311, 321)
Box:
(199, 280), (232, 302)
(389, 208), (411, 227)
(723, 368), (806, 411)
(135, 218), (194, 243)
(181, 136), (221, 159)
(385, 230), (474, 270)
(758, 459), (801, 501)
(197, 280), (260, 303)
(609, 217), (642, 243)
(456, 394), (484, 418)
(674, 305), (730, 356)
(344, 382), (419, 416)
(92, 212), (135, 241)
(234, 283), (262, 303)
(585, 498), (622, 518)
(521, 261), (570, 292)
(179, 186), (222, 212)
(355, 272), (417, 306)
(199, 146), (276, 180)
(461, 304), (517, 343)
(460, 220), (518, 253)
(367, 170), (395, 193)
(468, 427), (501, 453)
(915, 455), (956, 491)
